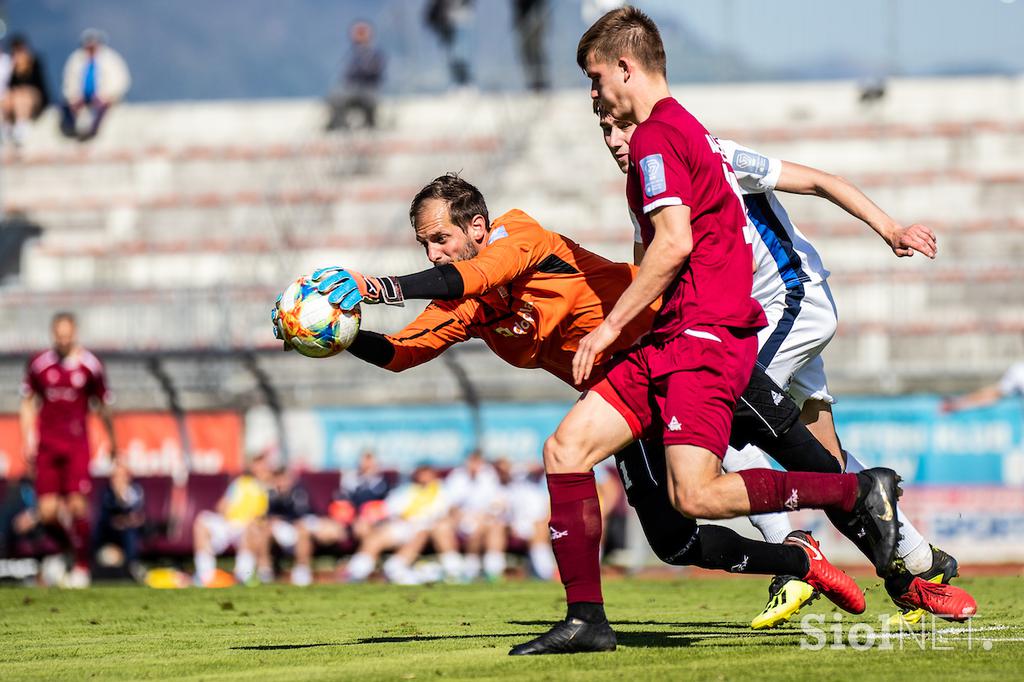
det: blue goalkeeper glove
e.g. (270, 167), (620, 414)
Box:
(311, 266), (404, 310)
(270, 295), (293, 351)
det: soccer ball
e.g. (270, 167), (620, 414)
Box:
(276, 275), (360, 358)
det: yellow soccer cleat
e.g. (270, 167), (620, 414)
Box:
(751, 575), (819, 630)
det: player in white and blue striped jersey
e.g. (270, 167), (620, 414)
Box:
(603, 112), (967, 629)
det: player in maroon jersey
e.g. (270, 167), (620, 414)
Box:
(509, 8), (904, 655)
(19, 312), (115, 587)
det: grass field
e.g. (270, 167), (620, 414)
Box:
(1, 574), (1021, 681)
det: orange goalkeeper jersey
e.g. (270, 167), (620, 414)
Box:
(382, 209), (658, 387)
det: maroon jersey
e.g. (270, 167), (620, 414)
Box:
(626, 97), (766, 341)
(21, 349), (110, 449)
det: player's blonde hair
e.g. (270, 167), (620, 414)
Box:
(576, 6), (666, 78)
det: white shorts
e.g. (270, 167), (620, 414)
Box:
(756, 279), (838, 406)
(199, 511), (247, 555)
(270, 516), (319, 549)
(383, 519), (429, 546)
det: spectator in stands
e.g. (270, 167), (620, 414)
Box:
(343, 463), (461, 584)
(425, 0), (474, 87)
(0, 473), (42, 559)
(59, 28), (130, 142)
(326, 21), (386, 131)
(192, 454), (271, 587)
(942, 361), (1024, 413)
(1, 34), (49, 147)
(497, 461), (555, 580)
(445, 450), (505, 581)
(511, 0), (548, 92)
(262, 467), (315, 586)
(93, 460), (145, 581)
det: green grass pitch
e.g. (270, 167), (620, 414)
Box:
(1, 575), (1021, 681)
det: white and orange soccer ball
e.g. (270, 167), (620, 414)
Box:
(275, 275), (360, 358)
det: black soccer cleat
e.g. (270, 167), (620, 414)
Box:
(509, 617), (617, 656)
(851, 467), (903, 573)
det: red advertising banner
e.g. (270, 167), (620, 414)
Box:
(0, 411), (242, 478)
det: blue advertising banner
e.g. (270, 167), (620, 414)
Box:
(316, 402), (571, 469)
(311, 396), (1024, 484)
(833, 396), (1024, 485)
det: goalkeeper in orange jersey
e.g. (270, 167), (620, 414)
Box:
(271, 174), (975, 636)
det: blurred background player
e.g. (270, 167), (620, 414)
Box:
(0, 469), (43, 563)
(495, 459), (555, 580)
(59, 28), (130, 141)
(312, 450), (394, 552)
(262, 466), (316, 586)
(445, 450), (504, 581)
(192, 454), (272, 586)
(343, 463), (461, 584)
(942, 360), (1024, 413)
(326, 20), (386, 132)
(93, 460), (146, 582)
(20, 311), (115, 588)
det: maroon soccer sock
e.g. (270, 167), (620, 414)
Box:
(70, 516), (91, 569)
(547, 472), (604, 605)
(738, 469), (860, 514)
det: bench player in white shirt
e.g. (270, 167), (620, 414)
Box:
(600, 112), (967, 628)
(942, 361), (1024, 413)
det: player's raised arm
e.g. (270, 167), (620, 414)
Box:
(773, 159), (937, 259)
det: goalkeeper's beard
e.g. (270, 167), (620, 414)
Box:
(452, 240), (479, 263)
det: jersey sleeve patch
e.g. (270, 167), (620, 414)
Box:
(640, 154), (667, 197)
(487, 225), (509, 244)
(732, 149), (771, 177)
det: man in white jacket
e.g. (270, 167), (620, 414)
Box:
(60, 28), (130, 141)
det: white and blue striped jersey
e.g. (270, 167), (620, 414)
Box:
(717, 139), (831, 309)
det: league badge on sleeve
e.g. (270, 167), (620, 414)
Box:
(640, 154), (667, 197)
(733, 150), (770, 177)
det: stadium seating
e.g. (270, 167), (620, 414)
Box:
(1, 75), (1023, 408)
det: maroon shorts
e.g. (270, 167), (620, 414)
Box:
(35, 442), (92, 497)
(592, 325), (757, 457)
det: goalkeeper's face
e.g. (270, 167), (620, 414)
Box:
(414, 198), (486, 266)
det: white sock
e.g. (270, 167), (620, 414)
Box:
(291, 564), (312, 586)
(748, 512), (794, 545)
(346, 552), (375, 581)
(194, 551), (215, 584)
(383, 555), (411, 583)
(843, 451), (930, 572)
(440, 551), (463, 579)
(722, 445), (794, 543)
(234, 550), (256, 582)
(529, 544), (555, 580)
(463, 554), (482, 580)
(483, 551), (506, 579)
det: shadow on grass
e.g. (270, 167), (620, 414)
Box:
(232, 623), (803, 652)
(231, 643), (340, 651)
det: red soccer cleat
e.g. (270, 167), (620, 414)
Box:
(892, 577), (978, 622)
(785, 530), (866, 614)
